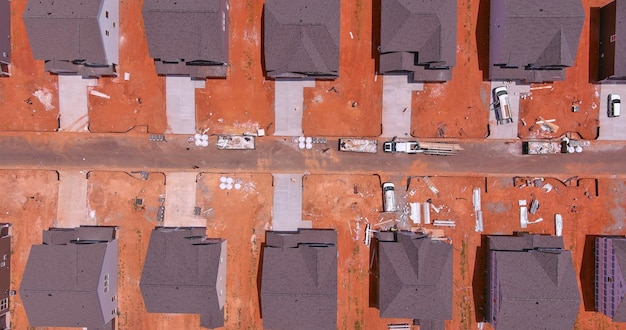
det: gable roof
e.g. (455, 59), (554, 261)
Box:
(263, 0), (340, 79)
(606, 238), (626, 322)
(488, 234), (580, 330)
(142, 0), (229, 77)
(377, 231), (453, 323)
(19, 227), (118, 329)
(380, 0), (456, 67)
(489, 0), (584, 81)
(140, 227), (226, 329)
(23, 0), (107, 63)
(261, 229), (337, 330)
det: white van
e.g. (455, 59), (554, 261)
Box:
(382, 182), (397, 212)
(493, 86), (513, 124)
(609, 94), (621, 117)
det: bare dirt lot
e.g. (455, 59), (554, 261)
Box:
(412, 0), (491, 139)
(196, 172), (274, 329)
(0, 1), (59, 131)
(0, 170), (58, 328)
(301, 0), (383, 137)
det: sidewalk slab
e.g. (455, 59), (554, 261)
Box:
(272, 174), (311, 231)
(382, 75), (423, 137)
(274, 79), (315, 136)
(165, 77), (204, 134)
(56, 171), (90, 227)
(163, 172), (205, 227)
(58, 76), (97, 132)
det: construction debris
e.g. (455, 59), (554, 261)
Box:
(433, 220), (456, 227)
(519, 200), (528, 228)
(529, 199), (540, 214)
(555, 214), (563, 236)
(423, 201), (431, 224)
(422, 176), (439, 195)
(409, 202), (421, 224)
(473, 187), (484, 232)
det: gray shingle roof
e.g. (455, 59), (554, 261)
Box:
(489, 0), (584, 82)
(487, 233), (580, 330)
(608, 238), (626, 322)
(142, 0), (229, 78)
(376, 231), (452, 325)
(19, 227), (118, 329)
(263, 0), (340, 79)
(261, 229), (337, 330)
(379, 0), (456, 81)
(23, 0), (107, 63)
(140, 227), (226, 329)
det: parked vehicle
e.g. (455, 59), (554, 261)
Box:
(383, 140), (462, 156)
(609, 94), (621, 117)
(216, 135), (255, 150)
(493, 86), (513, 124)
(338, 138), (378, 153)
(383, 141), (420, 153)
(382, 182), (397, 212)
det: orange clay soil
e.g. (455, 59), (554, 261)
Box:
(195, 0), (275, 136)
(517, 0), (603, 140)
(0, 170), (58, 328)
(86, 0), (167, 133)
(197, 173), (273, 329)
(302, 174), (411, 329)
(301, 0), (383, 138)
(412, 0), (491, 139)
(0, 1), (59, 131)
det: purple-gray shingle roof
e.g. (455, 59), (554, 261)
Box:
(142, 0), (229, 78)
(376, 231), (452, 326)
(379, 0), (457, 82)
(263, 0), (340, 79)
(489, 0), (584, 82)
(261, 229), (337, 330)
(487, 233), (580, 330)
(19, 227), (118, 329)
(23, 0), (109, 64)
(140, 227), (226, 329)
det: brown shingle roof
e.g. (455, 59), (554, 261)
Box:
(263, 0), (340, 79)
(487, 233), (580, 330)
(261, 229), (337, 330)
(489, 0), (584, 82)
(19, 227), (118, 329)
(140, 227), (226, 329)
(142, 0), (229, 78)
(376, 231), (452, 325)
(379, 0), (457, 82)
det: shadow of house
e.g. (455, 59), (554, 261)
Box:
(379, 0), (457, 83)
(19, 226), (118, 329)
(260, 229), (337, 330)
(0, 0), (9, 76)
(599, 0), (626, 81)
(489, 0), (584, 83)
(263, 0), (340, 79)
(486, 232), (580, 330)
(142, 0), (229, 79)
(23, 0), (119, 77)
(140, 227), (226, 329)
(374, 231), (452, 330)
(0, 224), (10, 328)
(595, 236), (626, 322)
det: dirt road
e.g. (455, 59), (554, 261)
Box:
(0, 133), (624, 179)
